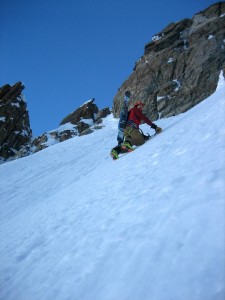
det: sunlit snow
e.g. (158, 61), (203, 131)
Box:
(0, 74), (225, 300)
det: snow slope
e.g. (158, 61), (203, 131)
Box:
(0, 73), (225, 300)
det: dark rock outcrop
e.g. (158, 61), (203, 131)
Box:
(59, 98), (111, 134)
(0, 82), (32, 160)
(113, 2), (225, 120)
(60, 98), (99, 126)
(28, 99), (111, 154)
(95, 107), (111, 123)
(30, 128), (79, 153)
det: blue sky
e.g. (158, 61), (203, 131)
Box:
(0, 0), (219, 136)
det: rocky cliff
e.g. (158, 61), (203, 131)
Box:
(0, 82), (32, 161)
(112, 2), (225, 120)
(0, 84), (110, 162)
(30, 99), (110, 154)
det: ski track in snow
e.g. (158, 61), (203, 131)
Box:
(0, 74), (225, 300)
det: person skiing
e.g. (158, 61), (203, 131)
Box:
(110, 92), (162, 159)
(121, 100), (162, 152)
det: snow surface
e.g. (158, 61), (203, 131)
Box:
(0, 117), (6, 123)
(11, 102), (20, 108)
(167, 57), (175, 63)
(0, 74), (225, 300)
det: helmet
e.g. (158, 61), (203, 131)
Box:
(134, 101), (144, 108)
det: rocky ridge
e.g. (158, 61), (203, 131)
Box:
(112, 2), (225, 121)
(30, 99), (110, 154)
(0, 84), (111, 162)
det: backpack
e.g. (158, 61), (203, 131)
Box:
(117, 91), (131, 144)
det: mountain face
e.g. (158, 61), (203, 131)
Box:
(0, 82), (32, 161)
(113, 2), (225, 120)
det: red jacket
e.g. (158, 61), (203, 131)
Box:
(127, 107), (156, 129)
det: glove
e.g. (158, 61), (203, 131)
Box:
(155, 126), (162, 134)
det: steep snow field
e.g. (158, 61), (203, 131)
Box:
(0, 73), (225, 300)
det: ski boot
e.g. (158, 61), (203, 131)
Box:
(110, 149), (119, 160)
(121, 141), (134, 152)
